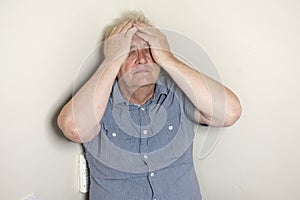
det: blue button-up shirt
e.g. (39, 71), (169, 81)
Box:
(84, 74), (202, 200)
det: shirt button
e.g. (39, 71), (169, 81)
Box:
(150, 172), (155, 177)
(143, 129), (148, 135)
(168, 125), (173, 130)
(141, 107), (145, 111)
(112, 132), (117, 137)
(143, 155), (148, 159)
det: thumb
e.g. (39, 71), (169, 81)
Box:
(125, 27), (138, 39)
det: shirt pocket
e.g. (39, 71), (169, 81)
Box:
(147, 113), (181, 151)
(102, 122), (140, 153)
(164, 113), (181, 142)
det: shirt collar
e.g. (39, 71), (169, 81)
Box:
(111, 80), (127, 105)
(111, 75), (169, 106)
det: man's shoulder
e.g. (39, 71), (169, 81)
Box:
(157, 71), (176, 90)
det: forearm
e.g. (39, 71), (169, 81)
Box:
(161, 57), (241, 126)
(58, 60), (122, 143)
(133, 22), (241, 126)
(57, 21), (138, 142)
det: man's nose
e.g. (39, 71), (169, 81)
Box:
(135, 49), (146, 64)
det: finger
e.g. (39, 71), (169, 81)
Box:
(134, 25), (160, 36)
(125, 27), (138, 39)
(136, 31), (169, 51)
(134, 21), (154, 28)
(119, 20), (134, 33)
(114, 20), (132, 34)
(135, 31), (153, 43)
(110, 20), (130, 36)
(108, 26), (118, 37)
(134, 22), (158, 32)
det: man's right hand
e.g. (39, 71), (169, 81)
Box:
(104, 20), (137, 66)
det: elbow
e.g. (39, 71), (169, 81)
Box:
(57, 111), (83, 143)
(224, 100), (242, 127)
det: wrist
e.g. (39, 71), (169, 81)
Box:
(156, 54), (178, 68)
(102, 58), (123, 69)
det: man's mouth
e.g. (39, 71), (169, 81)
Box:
(133, 65), (151, 74)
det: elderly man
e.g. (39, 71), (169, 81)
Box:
(58, 12), (241, 200)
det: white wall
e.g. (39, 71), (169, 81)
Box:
(1, 0), (299, 200)
(134, 0), (300, 200)
(0, 0), (133, 199)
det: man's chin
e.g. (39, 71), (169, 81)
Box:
(118, 74), (158, 90)
(129, 79), (156, 89)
